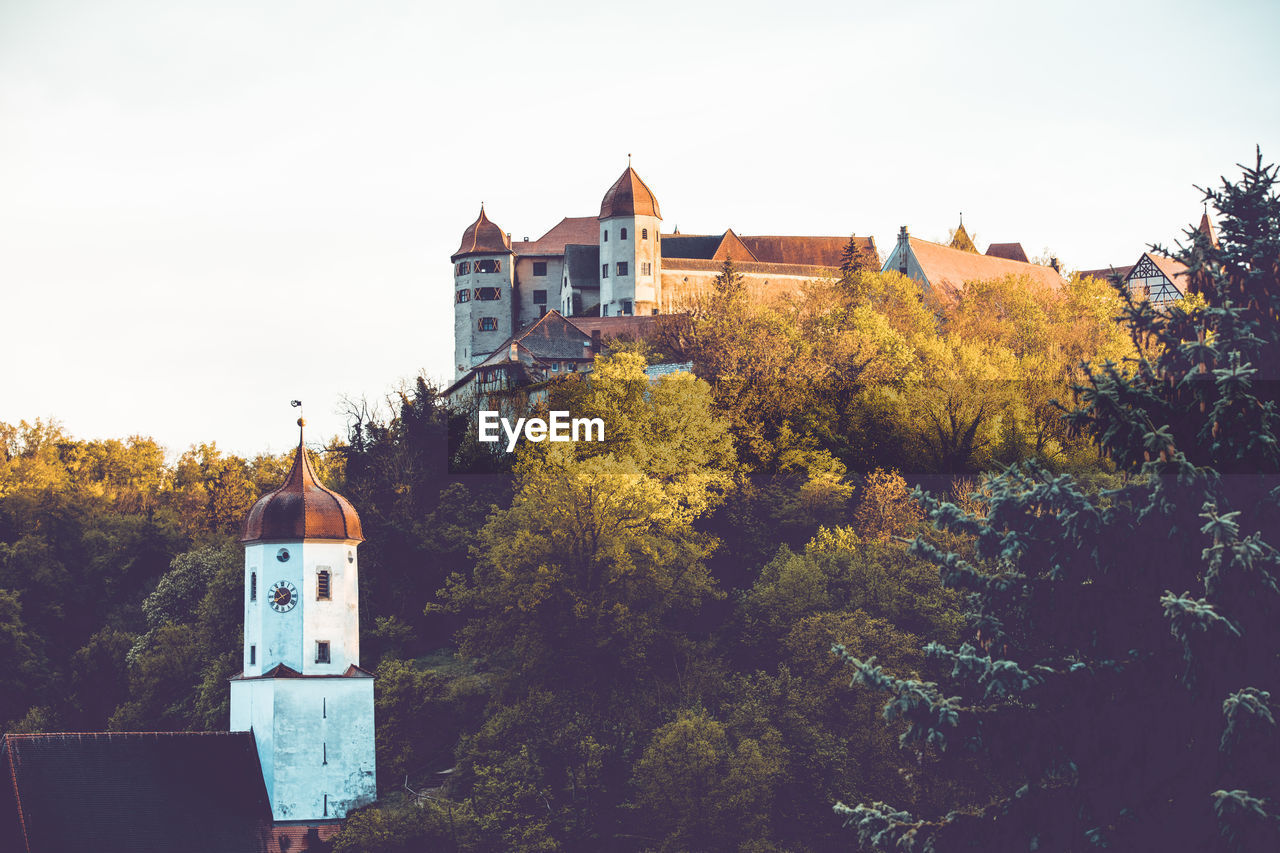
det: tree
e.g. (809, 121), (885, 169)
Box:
(840, 234), (878, 276)
(833, 152), (1280, 851)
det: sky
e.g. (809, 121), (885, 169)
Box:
(3, 0), (1278, 457)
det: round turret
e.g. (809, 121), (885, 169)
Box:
(452, 205), (512, 260)
(598, 166), (662, 317)
(240, 422), (363, 544)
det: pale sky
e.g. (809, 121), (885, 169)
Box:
(3, 0), (1278, 457)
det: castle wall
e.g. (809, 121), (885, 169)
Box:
(514, 255), (565, 330)
(659, 259), (835, 311)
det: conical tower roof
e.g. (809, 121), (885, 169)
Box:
(453, 205), (512, 260)
(599, 167), (661, 219)
(240, 421), (363, 543)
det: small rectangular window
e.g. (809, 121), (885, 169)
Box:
(533, 289), (547, 304)
(475, 259), (501, 273)
(475, 287), (501, 301)
(317, 569), (331, 601)
(250, 645), (256, 665)
(620, 227), (628, 240)
(602, 264), (609, 278)
(479, 317), (498, 331)
(455, 261), (470, 275)
(617, 262), (628, 277)
(603, 230), (609, 242)
(456, 289), (470, 303)
(250, 572), (257, 601)
(642, 228), (648, 239)
(532, 261), (547, 276)
(316, 641), (330, 664)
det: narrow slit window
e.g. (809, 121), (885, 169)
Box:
(250, 572), (257, 601)
(250, 645), (256, 665)
(323, 742), (328, 765)
(317, 570), (331, 601)
(316, 641), (330, 664)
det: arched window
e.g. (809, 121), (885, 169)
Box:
(317, 570), (331, 601)
(621, 227), (628, 240)
(641, 228), (648, 239)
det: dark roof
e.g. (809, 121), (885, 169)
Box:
(564, 243), (601, 287)
(512, 217), (598, 257)
(453, 206), (512, 260)
(1078, 265), (1135, 282)
(1, 731), (342, 853)
(231, 663), (374, 681)
(985, 242), (1029, 263)
(503, 312), (595, 362)
(661, 234), (724, 260)
(599, 167), (661, 219)
(240, 424), (363, 544)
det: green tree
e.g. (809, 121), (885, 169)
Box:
(834, 152), (1280, 851)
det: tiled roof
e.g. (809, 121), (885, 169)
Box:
(712, 229), (758, 262)
(985, 242), (1029, 263)
(907, 237), (1065, 297)
(1146, 253), (1190, 286)
(739, 235), (877, 268)
(1078, 265), (1135, 282)
(663, 257), (835, 278)
(512, 217), (599, 257)
(663, 234), (875, 269)
(567, 315), (662, 340)
(564, 244), (601, 285)
(477, 312), (595, 369)
(452, 206), (512, 260)
(0, 731), (344, 853)
(661, 234), (724, 260)
(599, 167), (661, 219)
(240, 427), (363, 544)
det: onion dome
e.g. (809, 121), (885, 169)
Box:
(599, 167), (661, 219)
(452, 205), (512, 261)
(240, 421), (363, 543)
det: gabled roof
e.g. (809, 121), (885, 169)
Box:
(711, 229), (758, 262)
(600, 167), (661, 219)
(1078, 265), (1135, 283)
(985, 242), (1029, 263)
(453, 206), (512, 261)
(661, 233), (876, 269)
(741, 235), (876, 268)
(512, 217), (600, 257)
(0, 731), (338, 853)
(893, 235), (1065, 298)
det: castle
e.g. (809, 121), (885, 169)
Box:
(451, 164), (879, 379)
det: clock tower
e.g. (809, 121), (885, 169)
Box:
(230, 420), (376, 821)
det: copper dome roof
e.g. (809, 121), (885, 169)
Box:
(452, 205), (512, 260)
(240, 425), (363, 544)
(599, 167), (661, 220)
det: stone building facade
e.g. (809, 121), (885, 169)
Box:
(450, 166), (878, 378)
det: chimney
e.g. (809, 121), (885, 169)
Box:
(509, 342), (519, 361)
(1050, 257), (1060, 273)
(898, 226), (910, 274)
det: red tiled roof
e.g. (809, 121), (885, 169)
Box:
(453, 206), (512, 260)
(512, 216), (599, 257)
(1147, 253), (1190, 286)
(712, 229), (758, 262)
(600, 167), (661, 219)
(985, 242), (1029, 263)
(738, 235), (878, 268)
(908, 237), (1065, 297)
(240, 426), (363, 544)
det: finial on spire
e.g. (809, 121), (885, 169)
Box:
(959, 211), (963, 227)
(628, 153), (632, 167)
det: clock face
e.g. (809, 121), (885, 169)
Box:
(269, 580), (298, 612)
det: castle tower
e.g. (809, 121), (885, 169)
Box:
(453, 205), (516, 377)
(598, 166), (662, 316)
(230, 421), (376, 821)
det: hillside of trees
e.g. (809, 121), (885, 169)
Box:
(3, 153), (1276, 852)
